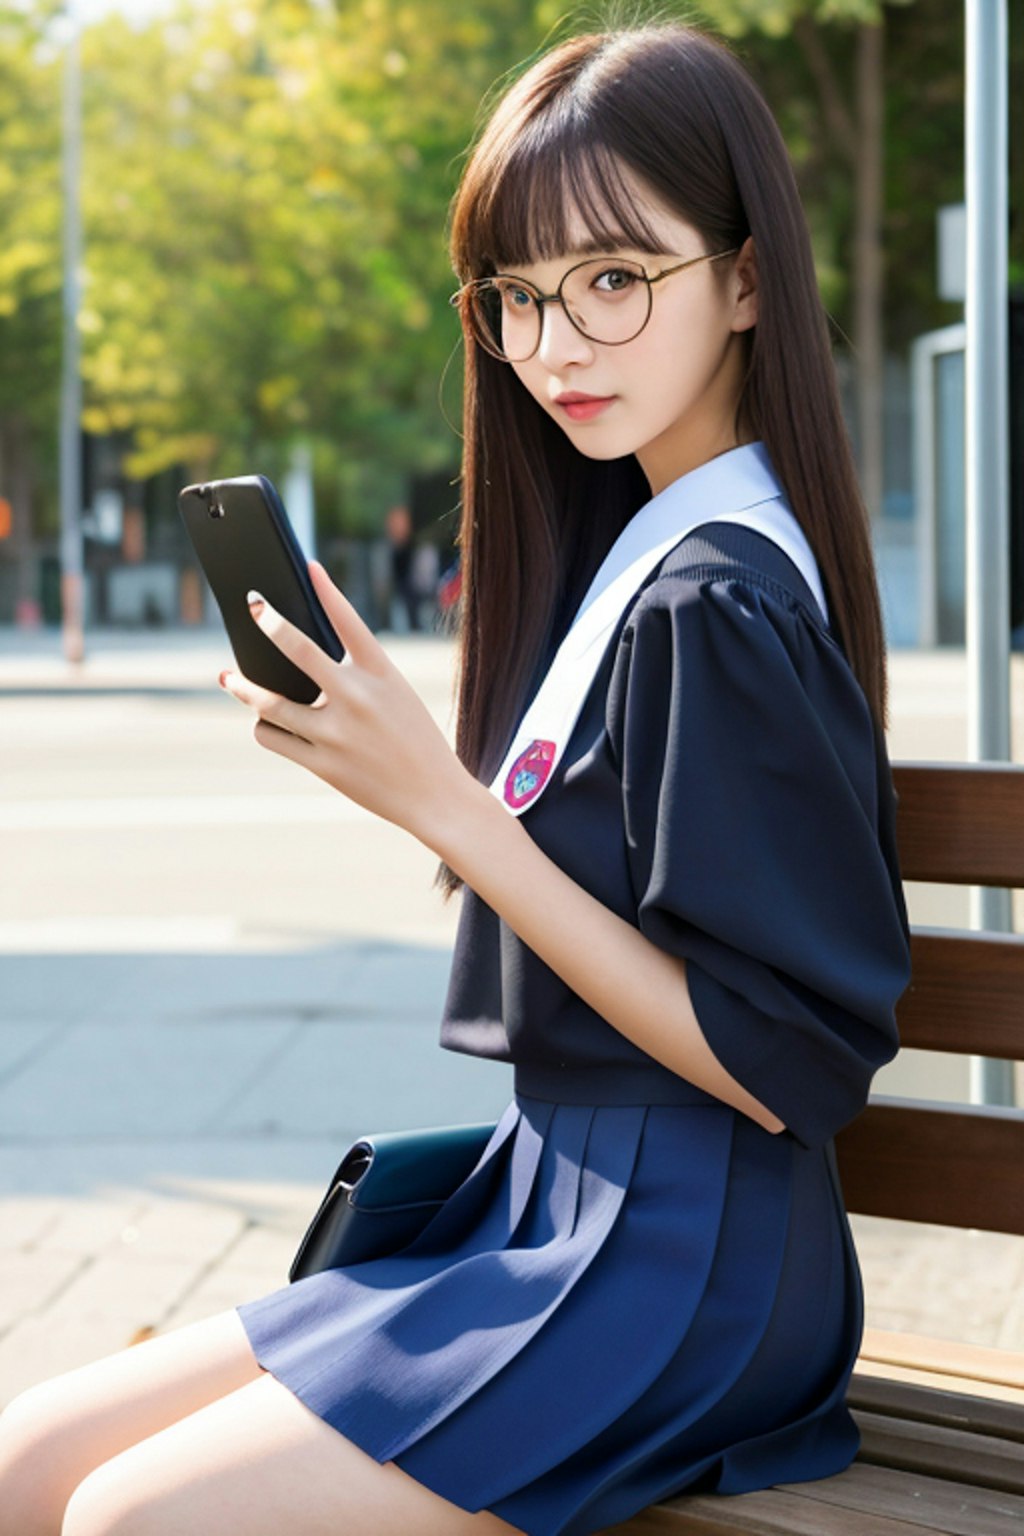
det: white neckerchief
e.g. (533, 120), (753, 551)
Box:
(488, 440), (827, 817)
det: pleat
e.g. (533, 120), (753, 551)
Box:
(301, 1100), (643, 1459)
(394, 1094), (543, 1260)
(239, 1098), (640, 1462)
(394, 1099), (737, 1510)
(708, 1142), (863, 1494)
(489, 1117), (858, 1536)
(237, 1095), (865, 1536)
(235, 1099), (524, 1387)
(515, 1112), (799, 1533)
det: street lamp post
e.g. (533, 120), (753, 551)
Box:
(60, 1), (85, 663)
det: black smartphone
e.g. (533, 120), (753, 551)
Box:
(178, 474), (344, 704)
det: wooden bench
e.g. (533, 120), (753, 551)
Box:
(607, 761), (1024, 1536)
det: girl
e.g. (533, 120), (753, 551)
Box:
(0, 20), (910, 1536)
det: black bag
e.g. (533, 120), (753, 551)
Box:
(289, 1119), (499, 1281)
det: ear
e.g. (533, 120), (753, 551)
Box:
(731, 234), (758, 333)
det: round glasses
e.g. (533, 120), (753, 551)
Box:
(449, 249), (740, 363)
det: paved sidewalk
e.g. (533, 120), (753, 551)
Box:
(0, 627), (1022, 1404)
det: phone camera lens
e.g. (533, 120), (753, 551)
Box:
(194, 483), (225, 518)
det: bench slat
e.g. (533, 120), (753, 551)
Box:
(605, 1461), (1024, 1534)
(898, 930), (1024, 1058)
(853, 1406), (1024, 1494)
(852, 1356), (1024, 1407)
(858, 1330), (1024, 1394)
(834, 1099), (1024, 1235)
(848, 1371), (1024, 1441)
(602, 1481), (927, 1534)
(776, 1461), (1024, 1534)
(892, 763), (1024, 885)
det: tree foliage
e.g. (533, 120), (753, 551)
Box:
(0, 0), (1017, 542)
(0, 4), (62, 443)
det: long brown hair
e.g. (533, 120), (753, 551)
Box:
(436, 22), (888, 898)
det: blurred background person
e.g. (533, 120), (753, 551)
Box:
(385, 503), (419, 633)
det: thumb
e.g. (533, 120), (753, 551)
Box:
(309, 560), (386, 672)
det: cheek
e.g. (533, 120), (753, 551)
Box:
(509, 360), (546, 409)
(621, 331), (694, 417)
(626, 314), (724, 412)
(628, 329), (672, 380)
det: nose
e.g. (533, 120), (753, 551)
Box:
(536, 299), (595, 369)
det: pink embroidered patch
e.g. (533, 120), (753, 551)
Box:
(504, 739), (556, 809)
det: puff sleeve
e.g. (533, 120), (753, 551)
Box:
(609, 571), (911, 1151)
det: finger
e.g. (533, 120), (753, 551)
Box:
(253, 716), (319, 767)
(308, 561), (389, 674)
(246, 589), (338, 694)
(219, 667), (318, 744)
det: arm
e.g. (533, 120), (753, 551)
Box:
(223, 571), (785, 1137)
(432, 774), (786, 1135)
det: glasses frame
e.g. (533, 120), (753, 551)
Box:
(450, 247), (741, 362)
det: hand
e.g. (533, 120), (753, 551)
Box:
(219, 562), (478, 849)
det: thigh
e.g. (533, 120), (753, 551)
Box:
(62, 1372), (525, 1536)
(0, 1307), (263, 1528)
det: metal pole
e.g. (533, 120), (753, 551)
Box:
(60, 1), (85, 663)
(965, 0), (1014, 1105)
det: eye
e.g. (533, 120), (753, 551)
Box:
(592, 266), (641, 295)
(493, 279), (536, 311)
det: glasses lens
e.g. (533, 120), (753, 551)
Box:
(460, 258), (653, 359)
(561, 258), (650, 345)
(465, 278), (540, 361)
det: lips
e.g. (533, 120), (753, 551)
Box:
(553, 392), (616, 422)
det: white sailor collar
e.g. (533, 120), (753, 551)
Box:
(488, 440), (827, 817)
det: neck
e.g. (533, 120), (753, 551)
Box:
(636, 427), (757, 497)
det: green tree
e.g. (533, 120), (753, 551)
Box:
(0, 1), (62, 612)
(78, 0), (542, 531)
(2, 0), (1017, 596)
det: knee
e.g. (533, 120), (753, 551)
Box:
(0, 1384), (70, 1536)
(0, 1381), (60, 1474)
(60, 1466), (125, 1536)
(61, 1458), (153, 1536)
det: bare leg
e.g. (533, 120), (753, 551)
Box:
(0, 1308), (263, 1536)
(59, 1372), (525, 1536)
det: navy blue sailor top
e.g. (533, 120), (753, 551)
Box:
(439, 521), (912, 1153)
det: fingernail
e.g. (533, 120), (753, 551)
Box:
(218, 670), (229, 689)
(246, 590), (264, 617)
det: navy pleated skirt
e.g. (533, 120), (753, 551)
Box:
(236, 1089), (864, 1536)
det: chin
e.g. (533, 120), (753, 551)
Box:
(570, 442), (635, 461)
(557, 426), (642, 461)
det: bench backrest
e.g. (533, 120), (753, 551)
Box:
(834, 762), (1024, 1237)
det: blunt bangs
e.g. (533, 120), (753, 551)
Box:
(459, 121), (673, 278)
